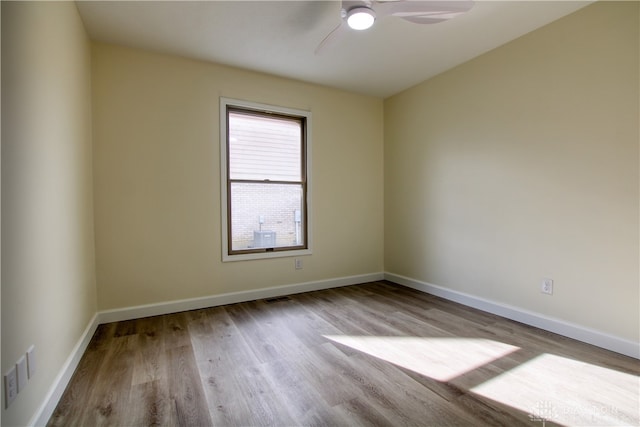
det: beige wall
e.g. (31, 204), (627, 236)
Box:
(2, 1), (637, 423)
(1, 2), (97, 425)
(384, 1), (639, 342)
(92, 43), (384, 310)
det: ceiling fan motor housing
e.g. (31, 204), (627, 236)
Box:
(346, 6), (377, 30)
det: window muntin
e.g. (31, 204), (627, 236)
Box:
(221, 99), (311, 260)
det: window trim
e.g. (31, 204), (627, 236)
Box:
(220, 97), (312, 262)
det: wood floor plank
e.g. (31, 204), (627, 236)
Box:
(113, 318), (138, 338)
(205, 359), (298, 426)
(78, 335), (136, 426)
(163, 312), (191, 349)
(48, 281), (640, 427)
(166, 345), (212, 426)
(332, 397), (396, 427)
(190, 307), (258, 374)
(269, 298), (343, 349)
(240, 299), (314, 359)
(47, 348), (108, 427)
(223, 303), (287, 364)
(188, 307), (267, 425)
(126, 379), (175, 426)
(86, 322), (117, 352)
(131, 316), (168, 386)
(283, 342), (369, 408)
(348, 350), (483, 426)
(259, 355), (338, 423)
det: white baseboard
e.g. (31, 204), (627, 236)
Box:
(98, 272), (385, 324)
(385, 272), (640, 359)
(29, 313), (100, 427)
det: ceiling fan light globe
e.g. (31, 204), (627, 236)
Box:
(347, 7), (376, 30)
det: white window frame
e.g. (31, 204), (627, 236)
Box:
(220, 97), (312, 262)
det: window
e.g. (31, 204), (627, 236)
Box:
(220, 98), (311, 261)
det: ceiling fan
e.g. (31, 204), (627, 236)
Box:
(315, 0), (475, 54)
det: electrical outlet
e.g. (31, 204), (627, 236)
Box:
(27, 346), (36, 379)
(295, 258), (303, 270)
(4, 366), (17, 408)
(16, 356), (27, 393)
(541, 278), (553, 295)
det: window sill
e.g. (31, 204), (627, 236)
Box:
(222, 248), (312, 262)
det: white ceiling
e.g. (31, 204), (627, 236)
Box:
(76, 0), (592, 98)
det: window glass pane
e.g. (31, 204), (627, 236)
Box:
(229, 111), (302, 182)
(230, 182), (304, 251)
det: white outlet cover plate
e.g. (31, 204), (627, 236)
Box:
(27, 345), (36, 379)
(16, 356), (27, 393)
(4, 366), (17, 408)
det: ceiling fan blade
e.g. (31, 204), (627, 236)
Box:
(397, 10), (470, 24)
(315, 21), (347, 55)
(375, 0), (474, 23)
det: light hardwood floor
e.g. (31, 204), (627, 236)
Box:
(48, 281), (639, 426)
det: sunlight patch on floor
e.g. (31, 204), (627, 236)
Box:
(323, 335), (520, 382)
(470, 353), (640, 426)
